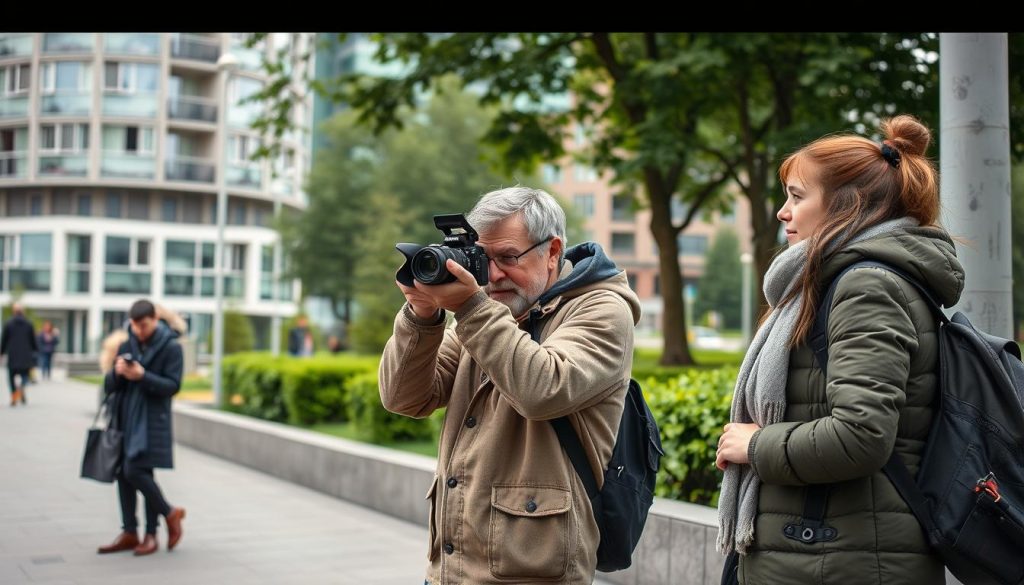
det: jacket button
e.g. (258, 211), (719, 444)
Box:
(465, 416), (477, 428)
(443, 542), (454, 555)
(446, 477), (458, 489)
(525, 499), (537, 513)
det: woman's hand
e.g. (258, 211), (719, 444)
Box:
(716, 422), (761, 471)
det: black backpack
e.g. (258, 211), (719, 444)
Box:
(528, 315), (664, 572)
(810, 260), (1024, 585)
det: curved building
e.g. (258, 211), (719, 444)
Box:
(0, 33), (311, 356)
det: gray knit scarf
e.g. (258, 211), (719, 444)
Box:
(716, 217), (918, 555)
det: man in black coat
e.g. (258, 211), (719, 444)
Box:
(98, 299), (186, 557)
(1, 303), (38, 406)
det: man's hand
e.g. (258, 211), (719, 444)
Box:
(115, 357), (146, 381)
(715, 422), (761, 471)
(397, 259), (482, 318)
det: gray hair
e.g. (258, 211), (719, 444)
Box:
(467, 186), (567, 264)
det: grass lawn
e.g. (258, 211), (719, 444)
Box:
(308, 422), (438, 458)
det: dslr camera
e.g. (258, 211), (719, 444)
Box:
(396, 214), (489, 287)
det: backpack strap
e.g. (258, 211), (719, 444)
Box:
(527, 309), (601, 501)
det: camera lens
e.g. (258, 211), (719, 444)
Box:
(411, 246), (468, 285)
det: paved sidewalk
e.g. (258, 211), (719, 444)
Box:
(0, 375), (432, 584)
(1, 375), (616, 585)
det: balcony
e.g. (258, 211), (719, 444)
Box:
(170, 34), (220, 64)
(104, 33), (160, 56)
(103, 92), (158, 118)
(165, 155), (215, 183)
(102, 152), (156, 180)
(168, 95), (217, 123)
(0, 34), (34, 58)
(227, 163), (261, 189)
(40, 92), (92, 116)
(0, 95), (29, 118)
(39, 153), (88, 177)
(0, 151), (27, 179)
(42, 33), (94, 54)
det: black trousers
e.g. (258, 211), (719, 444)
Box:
(117, 459), (172, 535)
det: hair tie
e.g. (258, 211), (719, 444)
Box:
(880, 142), (901, 169)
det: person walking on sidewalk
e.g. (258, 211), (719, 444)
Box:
(1, 303), (38, 406)
(97, 299), (187, 557)
(36, 321), (59, 381)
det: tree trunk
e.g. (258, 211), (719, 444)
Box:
(646, 175), (695, 366)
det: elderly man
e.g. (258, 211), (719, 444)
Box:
(380, 187), (640, 584)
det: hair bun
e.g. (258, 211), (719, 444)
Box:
(881, 115), (931, 157)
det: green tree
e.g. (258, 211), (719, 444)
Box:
(349, 192), (409, 353)
(222, 309), (255, 355)
(693, 228), (742, 330)
(248, 33), (1024, 363)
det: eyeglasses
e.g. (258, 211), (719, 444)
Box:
(486, 237), (552, 269)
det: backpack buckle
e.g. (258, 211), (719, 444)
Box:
(975, 472), (1002, 503)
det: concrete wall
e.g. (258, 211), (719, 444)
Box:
(173, 403), (727, 585)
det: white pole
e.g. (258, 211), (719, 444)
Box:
(939, 33), (1012, 338)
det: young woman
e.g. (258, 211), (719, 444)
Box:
(716, 115), (964, 585)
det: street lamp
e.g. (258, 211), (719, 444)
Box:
(740, 252), (753, 349)
(212, 51), (239, 409)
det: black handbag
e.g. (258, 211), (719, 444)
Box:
(80, 395), (123, 483)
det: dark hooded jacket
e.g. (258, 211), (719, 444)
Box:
(104, 321), (183, 469)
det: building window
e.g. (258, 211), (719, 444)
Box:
(542, 163), (563, 185)
(612, 194), (634, 221)
(103, 62), (159, 93)
(678, 234), (708, 256)
(29, 193), (43, 215)
(102, 125), (155, 154)
(574, 163), (598, 182)
(104, 235), (151, 294)
(1, 64), (30, 95)
(105, 192), (122, 218)
(0, 233), (52, 292)
(260, 244), (274, 300)
(161, 196), (178, 222)
(66, 234), (90, 293)
(181, 194), (201, 223)
(611, 232), (635, 256)
(224, 243), (246, 298)
(229, 199), (247, 226)
(77, 193), (92, 216)
(573, 193), (594, 217)
(40, 123), (89, 152)
(127, 192), (149, 220)
(40, 61), (92, 94)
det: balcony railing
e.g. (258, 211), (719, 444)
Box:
(165, 155), (215, 183)
(226, 163), (261, 189)
(104, 33), (160, 56)
(39, 153), (88, 177)
(170, 34), (220, 63)
(0, 151), (27, 178)
(0, 95), (29, 117)
(0, 34), (34, 58)
(168, 95), (217, 123)
(42, 33), (94, 54)
(103, 92), (158, 118)
(102, 152), (156, 180)
(40, 92), (92, 116)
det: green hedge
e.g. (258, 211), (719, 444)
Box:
(223, 351), (737, 506)
(644, 367), (736, 507)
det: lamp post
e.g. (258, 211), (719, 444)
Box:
(212, 51), (239, 409)
(740, 252), (753, 348)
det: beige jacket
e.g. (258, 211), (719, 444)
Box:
(380, 245), (641, 584)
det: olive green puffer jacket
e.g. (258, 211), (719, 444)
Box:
(740, 226), (964, 585)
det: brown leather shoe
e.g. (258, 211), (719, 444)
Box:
(166, 507), (186, 550)
(133, 534), (158, 556)
(10, 390), (20, 406)
(97, 531), (139, 554)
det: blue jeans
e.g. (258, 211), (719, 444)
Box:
(38, 353), (53, 379)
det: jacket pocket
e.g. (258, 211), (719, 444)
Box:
(425, 476), (439, 562)
(489, 484), (571, 580)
